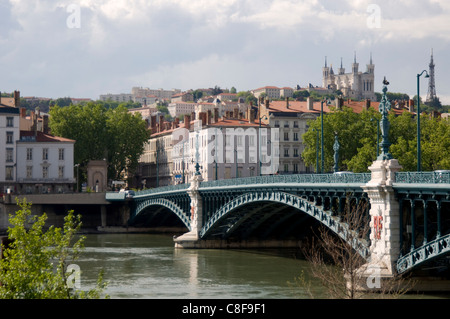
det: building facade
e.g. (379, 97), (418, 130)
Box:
(0, 91), (76, 195)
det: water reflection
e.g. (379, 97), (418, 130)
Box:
(75, 234), (318, 299)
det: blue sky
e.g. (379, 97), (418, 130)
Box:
(0, 0), (449, 104)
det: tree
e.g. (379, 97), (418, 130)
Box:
(301, 198), (412, 299)
(106, 105), (150, 180)
(49, 102), (149, 184)
(302, 106), (450, 173)
(0, 199), (108, 299)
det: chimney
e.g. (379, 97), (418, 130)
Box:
(307, 97), (313, 110)
(151, 115), (157, 130)
(286, 97), (289, 109)
(265, 97), (269, 109)
(214, 108), (219, 123)
(249, 109), (255, 124)
(207, 110), (212, 125)
(200, 112), (206, 126)
(408, 99), (414, 113)
(184, 114), (191, 130)
(20, 107), (26, 118)
(43, 115), (49, 134)
(14, 91), (20, 107)
(159, 115), (165, 131)
(191, 111), (196, 120)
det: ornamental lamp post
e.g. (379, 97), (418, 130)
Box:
(416, 70), (430, 172)
(320, 99), (331, 173)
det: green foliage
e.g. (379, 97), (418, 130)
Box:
(0, 199), (108, 299)
(49, 103), (149, 183)
(302, 107), (450, 172)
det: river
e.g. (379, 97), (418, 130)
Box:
(75, 233), (450, 300)
(75, 233), (325, 299)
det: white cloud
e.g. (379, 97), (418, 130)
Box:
(0, 0), (450, 103)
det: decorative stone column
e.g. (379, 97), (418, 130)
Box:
(359, 78), (402, 282)
(173, 174), (203, 247)
(362, 158), (402, 276)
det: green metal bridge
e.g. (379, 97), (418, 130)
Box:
(106, 171), (450, 276)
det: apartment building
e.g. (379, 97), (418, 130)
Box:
(0, 91), (75, 195)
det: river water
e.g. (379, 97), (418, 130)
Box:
(75, 233), (325, 299)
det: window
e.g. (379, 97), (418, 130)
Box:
(293, 164), (299, 173)
(6, 148), (13, 162)
(43, 148), (48, 160)
(294, 148), (299, 157)
(293, 132), (299, 141)
(284, 163), (289, 172)
(284, 121), (289, 128)
(6, 132), (13, 144)
(284, 132), (289, 141)
(6, 117), (13, 127)
(293, 121), (298, 128)
(27, 148), (33, 160)
(237, 136), (243, 147)
(284, 148), (289, 157)
(58, 166), (64, 179)
(59, 148), (65, 161)
(27, 166), (33, 179)
(274, 120), (280, 128)
(42, 166), (48, 179)
(5, 166), (13, 180)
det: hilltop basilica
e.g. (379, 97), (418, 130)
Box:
(322, 54), (377, 102)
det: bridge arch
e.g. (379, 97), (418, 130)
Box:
(200, 191), (370, 258)
(130, 198), (191, 230)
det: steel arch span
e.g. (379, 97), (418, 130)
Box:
(131, 198), (191, 230)
(396, 233), (450, 274)
(200, 191), (370, 258)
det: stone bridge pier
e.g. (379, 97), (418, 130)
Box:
(359, 158), (403, 283)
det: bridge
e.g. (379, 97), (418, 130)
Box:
(106, 166), (450, 279)
(106, 82), (450, 289)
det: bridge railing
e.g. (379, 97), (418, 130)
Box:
(395, 171), (450, 184)
(199, 173), (371, 188)
(134, 183), (191, 197)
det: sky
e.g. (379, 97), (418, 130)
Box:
(1, 0), (449, 104)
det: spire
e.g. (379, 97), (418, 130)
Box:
(340, 57), (343, 69)
(426, 48), (437, 103)
(370, 52), (373, 65)
(354, 51), (357, 63)
(325, 56), (327, 68)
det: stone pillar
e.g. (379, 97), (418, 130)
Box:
(361, 158), (402, 278)
(174, 174), (203, 247)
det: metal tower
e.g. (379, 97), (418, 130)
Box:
(426, 49), (437, 103)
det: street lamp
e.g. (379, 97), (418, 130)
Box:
(371, 117), (380, 158)
(313, 128), (319, 173)
(320, 99), (331, 173)
(416, 70), (429, 172)
(259, 115), (268, 176)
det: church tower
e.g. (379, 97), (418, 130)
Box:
(338, 58), (345, 75)
(322, 57), (330, 88)
(352, 52), (359, 74)
(367, 53), (375, 75)
(426, 49), (437, 104)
